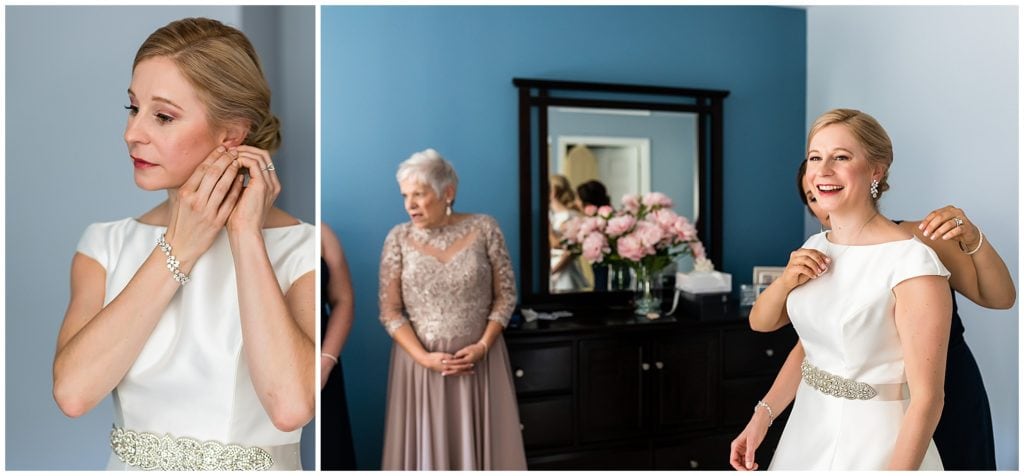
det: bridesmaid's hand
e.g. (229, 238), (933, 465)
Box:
(729, 411), (770, 471)
(227, 145), (280, 235)
(919, 205), (982, 250)
(778, 248), (830, 290)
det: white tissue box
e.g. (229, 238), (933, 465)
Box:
(676, 271), (732, 294)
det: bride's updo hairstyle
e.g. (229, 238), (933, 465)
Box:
(133, 17), (281, 153)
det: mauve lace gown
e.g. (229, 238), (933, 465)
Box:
(378, 214), (527, 470)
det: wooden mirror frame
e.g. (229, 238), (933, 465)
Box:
(515, 77), (729, 309)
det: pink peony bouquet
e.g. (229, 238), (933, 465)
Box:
(562, 191), (705, 275)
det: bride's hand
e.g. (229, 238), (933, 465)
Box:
(165, 146), (243, 268)
(777, 248), (830, 290)
(228, 145), (281, 234)
(729, 411), (771, 471)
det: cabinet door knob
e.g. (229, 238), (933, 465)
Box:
(642, 362), (651, 371)
(655, 361), (664, 370)
(765, 348), (775, 357)
(689, 460), (699, 469)
(515, 369), (525, 378)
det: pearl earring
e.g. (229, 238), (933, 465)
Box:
(446, 201), (452, 216)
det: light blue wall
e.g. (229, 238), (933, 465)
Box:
(321, 6), (806, 468)
(5, 6), (315, 470)
(806, 6), (1018, 468)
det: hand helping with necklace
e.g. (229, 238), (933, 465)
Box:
(918, 205), (982, 253)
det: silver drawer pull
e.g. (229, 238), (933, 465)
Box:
(515, 369), (525, 378)
(642, 363), (650, 371)
(655, 361), (664, 370)
(765, 348), (775, 357)
(690, 460), (699, 469)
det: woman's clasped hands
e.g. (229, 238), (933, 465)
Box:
(418, 342), (488, 377)
(164, 145), (281, 267)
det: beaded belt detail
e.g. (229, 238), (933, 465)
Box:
(109, 427), (273, 471)
(800, 360), (879, 400)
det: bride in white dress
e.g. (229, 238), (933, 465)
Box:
(730, 109), (951, 470)
(52, 18), (315, 470)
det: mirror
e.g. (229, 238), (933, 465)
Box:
(514, 78), (728, 308)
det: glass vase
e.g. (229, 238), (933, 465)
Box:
(608, 262), (632, 291)
(633, 265), (662, 317)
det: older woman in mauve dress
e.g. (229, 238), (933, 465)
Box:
(378, 148), (526, 470)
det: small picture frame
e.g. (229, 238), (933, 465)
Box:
(752, 266), (786, 296)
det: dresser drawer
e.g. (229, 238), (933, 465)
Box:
(720, 378), (773, 426)
(519, 396), (573, 449)
(653, 433), (734, 470)
(721, 326), (796, 379)
(528, 444), (651, 470)
(508, 342), (572, 393)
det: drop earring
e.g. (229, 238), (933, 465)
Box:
(446, 201), (452, 216)
(870, 179), (879, 199)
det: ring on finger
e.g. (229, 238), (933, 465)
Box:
(261, 162), (276, 172)
(953, 217), (964, 228)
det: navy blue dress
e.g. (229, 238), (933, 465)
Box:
(320, 259), (357, 470)
(933, 293), (996, 469)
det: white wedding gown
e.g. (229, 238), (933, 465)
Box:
(769, 232), (948, 470)
(76, 218), (315, 470)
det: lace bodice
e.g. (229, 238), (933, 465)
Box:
(378, 214), (517, 347)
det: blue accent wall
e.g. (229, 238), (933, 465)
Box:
(321, 6), (806, 468)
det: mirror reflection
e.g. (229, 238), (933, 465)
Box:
(546, 107), (700, 293)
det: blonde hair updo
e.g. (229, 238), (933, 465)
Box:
(807, 108), (893, 202)
(134, 17), (281, 153)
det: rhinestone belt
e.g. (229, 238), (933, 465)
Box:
(110, 427), (274, 471)
(801, 360), (909, 401)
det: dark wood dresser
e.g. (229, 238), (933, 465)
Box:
(504, 307), (797, 470)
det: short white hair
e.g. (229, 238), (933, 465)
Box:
(396, 148), (459, 200)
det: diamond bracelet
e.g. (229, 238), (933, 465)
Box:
(754, 400), (774, 427)
(157, 234), (191, 286)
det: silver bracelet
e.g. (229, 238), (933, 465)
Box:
(960, 230), (985, 256)
(156, 234), (190, 286)
(755, 400), (774, 427)
(321, 352), (339, 365)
